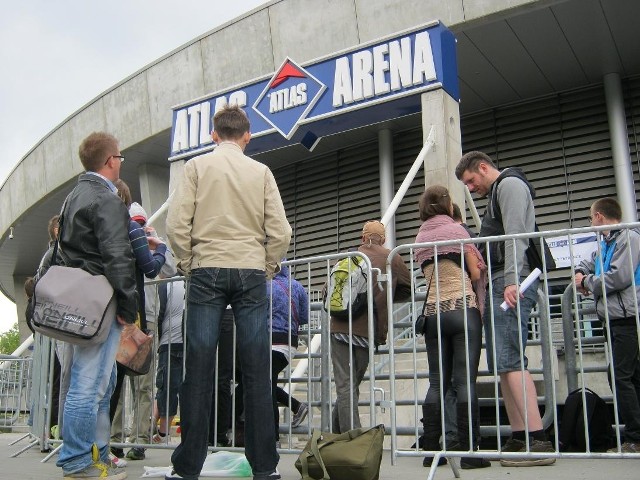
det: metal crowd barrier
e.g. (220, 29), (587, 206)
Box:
(386, 224), (640, 479)
(69, 252), (380, 456)
(17, 225), (640, 473)
(0, 354), (33, 427)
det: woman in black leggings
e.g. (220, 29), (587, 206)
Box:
(414, 185), (489, 469)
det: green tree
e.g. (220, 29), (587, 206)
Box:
(0, 323), (20, 355)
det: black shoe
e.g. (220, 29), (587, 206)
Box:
(460, 457), (491, 469)
(110, 447), (125, 458)
(253, 469), (281, 480)
(423, 456), (447, 467)
(126, 446), (146, 460)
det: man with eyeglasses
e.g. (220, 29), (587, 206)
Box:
(55, 132), (137, 480)
(575, 198), (640, 454)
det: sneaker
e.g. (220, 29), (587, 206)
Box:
(125, 447), (146, 460)
(152, 433), (171, 444)
(291, 402), (309, 427)
(500, 437), (525, 452)
(500, 439), (555, 467)
(253, 469), (281, 480)
(109, 452), (128, 468)
(63, 462), (127, 479)
(607, 442), (640, 453)
(110, 447), (125, 459)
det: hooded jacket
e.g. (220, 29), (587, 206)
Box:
(270, 264), (309, 348)
(577, 228), (640, 321)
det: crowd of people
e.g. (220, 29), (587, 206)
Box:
(25, 105), (640, 480)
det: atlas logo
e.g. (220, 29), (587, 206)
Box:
(253, 58), (326, 139)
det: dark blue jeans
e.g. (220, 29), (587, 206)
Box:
(156, 343), (183, 417)
(171, 268), (278, 479)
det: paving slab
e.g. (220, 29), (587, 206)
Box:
(2, 432), (640, 480)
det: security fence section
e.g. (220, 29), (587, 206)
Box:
(0, 355), (32, 427)
(387, 223), (640, 478)
(12, 228), (640, 474)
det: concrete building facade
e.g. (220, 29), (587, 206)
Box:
(1, 0), (639, 338)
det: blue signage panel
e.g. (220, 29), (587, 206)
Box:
(170, 21), (458, 161)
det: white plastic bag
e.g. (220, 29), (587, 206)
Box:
(142, 451), (252, 477)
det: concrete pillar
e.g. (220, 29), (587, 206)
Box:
(13, 274), (31, 342)
(138, 163), (170, 238)
(168, 160), (186, 197)
(420, 90), (464, 214)
(604, 73), (637, 222)
(378, 129), (396, 248)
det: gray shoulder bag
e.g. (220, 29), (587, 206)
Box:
(31, 196), (116, 345)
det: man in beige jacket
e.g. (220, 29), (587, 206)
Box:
(166, 105), (291, 480)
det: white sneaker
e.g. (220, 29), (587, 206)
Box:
(152, 433), (171, 444)
(109, 452), (128, 468)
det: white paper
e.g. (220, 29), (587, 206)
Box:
(500, 268), (542, 311)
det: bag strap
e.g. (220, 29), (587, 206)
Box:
(300, 426), (383, 480)
(50, 194), (73, 268)
(419, 268), (436, 317)
(157, 283), (169, 340)
(300, 429), (330, 480)
(273, 278), (299, 323)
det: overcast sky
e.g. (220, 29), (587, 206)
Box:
(0, 0), (269, 334)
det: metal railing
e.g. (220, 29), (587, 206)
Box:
(13, 224), (640, 474)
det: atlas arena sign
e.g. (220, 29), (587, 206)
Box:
(169, 21), (458, 161)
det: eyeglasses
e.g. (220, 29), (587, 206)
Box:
(589, 212), (599, 223)
(105, 155), (125, 165)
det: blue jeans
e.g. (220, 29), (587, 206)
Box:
(171, 268), (278, 479)
(484, 277), (539, 374)
(57, 319), (121, 474)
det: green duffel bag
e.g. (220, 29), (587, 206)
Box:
(295, 424), (385, 480)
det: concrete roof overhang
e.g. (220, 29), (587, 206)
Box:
(1, 0), (638, 300)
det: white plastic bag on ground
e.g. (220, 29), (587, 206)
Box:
(142, 451), (252, 477)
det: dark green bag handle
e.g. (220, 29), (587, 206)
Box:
(299, 425), (382, 480)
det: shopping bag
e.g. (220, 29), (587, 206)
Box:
(116, 323), (154, 376)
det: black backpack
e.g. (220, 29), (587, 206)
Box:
(559, 388), (614, 452)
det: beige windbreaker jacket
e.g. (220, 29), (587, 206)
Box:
(166, 142), (292, 277)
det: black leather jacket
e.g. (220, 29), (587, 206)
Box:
(59, 173), (138, 323)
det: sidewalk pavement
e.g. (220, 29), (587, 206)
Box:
(2, 431), (640, 479)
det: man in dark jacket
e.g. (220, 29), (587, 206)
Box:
(330, 220), (411, 433)
(55, 132), (137, 480)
